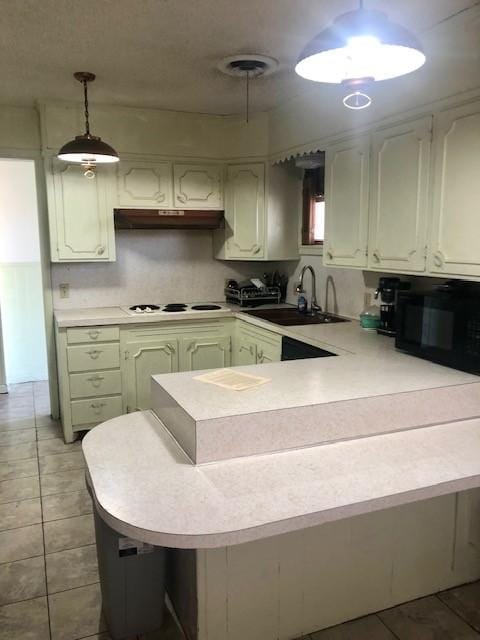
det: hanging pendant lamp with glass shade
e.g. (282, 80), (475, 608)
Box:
(295, 0), (426, 109)
(57, 72), (119, 173)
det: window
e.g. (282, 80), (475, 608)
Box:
(301, 166), (325, 246)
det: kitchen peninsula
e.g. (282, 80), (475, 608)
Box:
(76, 305), (480, 640)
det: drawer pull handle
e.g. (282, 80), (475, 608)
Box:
(87, 349), (102, 359)
(88, 330), (100, 340)
(97, 246), (105, 255)
(258, 350), (264, 361)
(91, 401), (106, 412)
(87, 375), (104, 387)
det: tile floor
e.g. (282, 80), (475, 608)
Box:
(1, 381), (480, 640)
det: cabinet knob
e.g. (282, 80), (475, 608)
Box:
(88, 330), (100, 340)
(87, 349), (102, 359)
(97, 246), (105, 255)
(257, 350), (264, 361)
(87, 374), (104, 387)
(252, 245), (261, 255)
(91, 401), (106, 411)
(372, 250), (381, 263)
(177, 194), (186, 204)
(326, 250), (333, 260)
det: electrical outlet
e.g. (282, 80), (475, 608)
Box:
(59, 283), (70, 299)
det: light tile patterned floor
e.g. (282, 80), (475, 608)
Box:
(1, 381), (480, 640)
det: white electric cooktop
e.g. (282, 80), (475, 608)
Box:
(121, 303), (231, 316)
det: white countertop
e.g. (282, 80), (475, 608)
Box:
(153, 352), (477, 423)
(83, 410), (480, 549)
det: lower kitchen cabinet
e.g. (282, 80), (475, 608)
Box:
(123, 336), (179, 412)
(120, 320), (234, 413)
(179, 335), (231, 371)
(234, 321), (281, 366)
(56, 325), (123, 443)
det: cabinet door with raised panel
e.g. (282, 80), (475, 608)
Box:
(225, 163), (265, 259)
(124, 338), (179, 411)
(234, 335), (257, 366)
(173, 164), (223, 209)
(369, 117), (432, 272)
(117, 161), (172, 208)
(324, 136), (370, 268)
(180, 335), (231, 371)
(429, 101), (480, 277)
(47, 161), (116, 262)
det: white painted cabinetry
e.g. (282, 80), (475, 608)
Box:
(173, 163), (223, 209)
(215, 162), (299, 261)
(323, 136), (370, 268)
(46, 160), (116, 262)
(223, 163), (266, 259)
(368, 116), (432, 273)
(117, 160), (173, 208)
(428, 100), (480, 277)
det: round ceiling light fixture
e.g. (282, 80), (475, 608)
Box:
(58, 72), (119, 176)
(295, 1), (425, 109)
(218, 54), (278, 123)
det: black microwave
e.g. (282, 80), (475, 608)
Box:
(395, 281), (480, 375)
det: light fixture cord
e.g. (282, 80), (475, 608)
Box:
(83, 79), (90, 136)
(246, 70), (250, 124)
(359, 0), (364, 8)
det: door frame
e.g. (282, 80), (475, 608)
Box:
(0, 150), (58, 416)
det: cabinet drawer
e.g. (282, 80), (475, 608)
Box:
(69, 370), (122, 399)
(71, 396), (123, 427)
(67, 326), (120, 344)
(67, 343), (120, 372)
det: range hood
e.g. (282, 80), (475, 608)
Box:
(114, 208), (224, 230)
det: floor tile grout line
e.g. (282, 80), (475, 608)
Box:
(0, 520), (44, 534)
(434, 592), (480, 635)
(45, 542), (97, 557)
(43, 511), (93, 524)
(47, 578), (100, 598)
(0, 552), (44, 566)
(375, 613), (402, 639)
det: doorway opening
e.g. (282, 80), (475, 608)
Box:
(0, 158), (48, 398)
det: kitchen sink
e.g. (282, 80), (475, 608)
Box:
(242, 308), (350, 326)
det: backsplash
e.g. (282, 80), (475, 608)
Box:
(52, 233), (440, 314)
(51, 230), (296, 309)
(285, 255), (440, 319)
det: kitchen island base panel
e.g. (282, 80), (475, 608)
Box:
(169, 491), (480, 640)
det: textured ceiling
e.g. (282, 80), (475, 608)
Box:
(0, 0), (479, 115)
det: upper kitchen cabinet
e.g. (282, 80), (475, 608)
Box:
(223, 163), (266, 258)
(214, 162), (300, 261)
(117, 160), (173, 208)
(46, 159), (116, 262)
(368, 116), (432, 273)
(173, 163), (223, 209)
(428, 100), (480, 277)
(323, 136), (370, 268)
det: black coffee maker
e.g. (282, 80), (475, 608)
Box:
(374, 277), (410, 337)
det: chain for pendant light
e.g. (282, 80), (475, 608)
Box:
(82, 78), (91, 136)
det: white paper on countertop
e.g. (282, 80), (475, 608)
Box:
(193, 369), (271, 391)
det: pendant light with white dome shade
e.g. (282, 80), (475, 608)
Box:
(57, 72), (119, 177)
(295, 0), (426, 109)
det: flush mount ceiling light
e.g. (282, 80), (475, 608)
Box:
(58, 72), (119, 176)
(218, 54), (278, 123)
(295, 0), (425, 109)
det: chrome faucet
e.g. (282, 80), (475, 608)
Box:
(295, 265), (322, 315)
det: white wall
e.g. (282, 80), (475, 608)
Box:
(0, 158), (48, 383)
